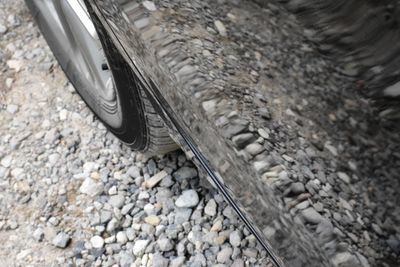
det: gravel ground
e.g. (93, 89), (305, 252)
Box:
(0, 1), (269, 266)
(2, 0), (400, 267)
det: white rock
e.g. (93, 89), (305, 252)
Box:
(204, 199), (217, 216)
(0, 24), (7, 34)
(337, 172), (350, 184)
(1, 155), (12, 168)
(108, 185), (117, 195)
(138, 191), (150, 200)
(6, 59), (23, 72)
(143, 1), (157, 11)
(132, 239), (150, 256)
(6, 104), (18, 114)
(79, 178), (104, 197)
(83, 162), (99, 173)
(33, 228), (44, 242)
(229, 230), (242, 247)
(59, 109), (68, 121)
(5, 78), (13, 88)
(90, 235), (104, 248)
(157, 238), (174, 252)
(257, 128), (269, 139)
(175, 190), (199, 208)
(214, 20), (227, 36)
(116, 231), (128, 244)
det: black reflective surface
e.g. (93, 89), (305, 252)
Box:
(86, 0), (400, 266)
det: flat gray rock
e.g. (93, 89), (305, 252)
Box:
(175, 190), (199, 208)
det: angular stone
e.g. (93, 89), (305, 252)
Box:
(132, 239), (150, 256)
(204, 199), (217, 216)
(229, 230), (241, 247)
(143, 170), (168, 188)
(52, 232), (70, 248)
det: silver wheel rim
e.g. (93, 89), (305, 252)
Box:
(34, 0), (123, 128)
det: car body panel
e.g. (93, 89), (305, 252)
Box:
(84, 0), (400, 266)
(84, 1), (330, 266)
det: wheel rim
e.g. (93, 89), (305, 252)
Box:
(33, 0), (123, 128)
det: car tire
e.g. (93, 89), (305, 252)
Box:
(26, 0), (178, 155)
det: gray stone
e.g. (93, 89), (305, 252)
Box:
(224, 123), (248, 138)
(121, 203), (134, 215)
(33, 228), (44, 242)
(217, 246), (232, 263)
(127, 166), (141, 178)
(243, 248), (258, 258)
(100, 210), (113, 224)
(175, 190), (199, 208)
(301, 207), (323, 224)
(52, 232), (70, 248)
(257, 128), (269, 139)
(332, 252), (362, 267)
(119, 252), (134, 266)
(214, 20), (227, 36)
(337, 172), (351, 184)
(232, 258), (244, 267)
(134, 17), (150, 29)
(152, 253), (169, 267)
(170, 256), (186, 267)
(0, 24), (7, 34)
(324, 143), (338, 156)
(0, 155), (12, 168)
(109, 194), (125, 208)
(387, 236), (400, 254)
(232, 133), (255, 148)
(157, 238), (174, 252)
(204, 199), (217, 217)
(290, 182), (305, 194)
(0, 166), (7, 179)
(245, 143), (264, 156)
(229, 230), (241, 247)
(174, 208), (192, 224)
(222, 206), (236, 221)
(173, 167), (197, 181)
